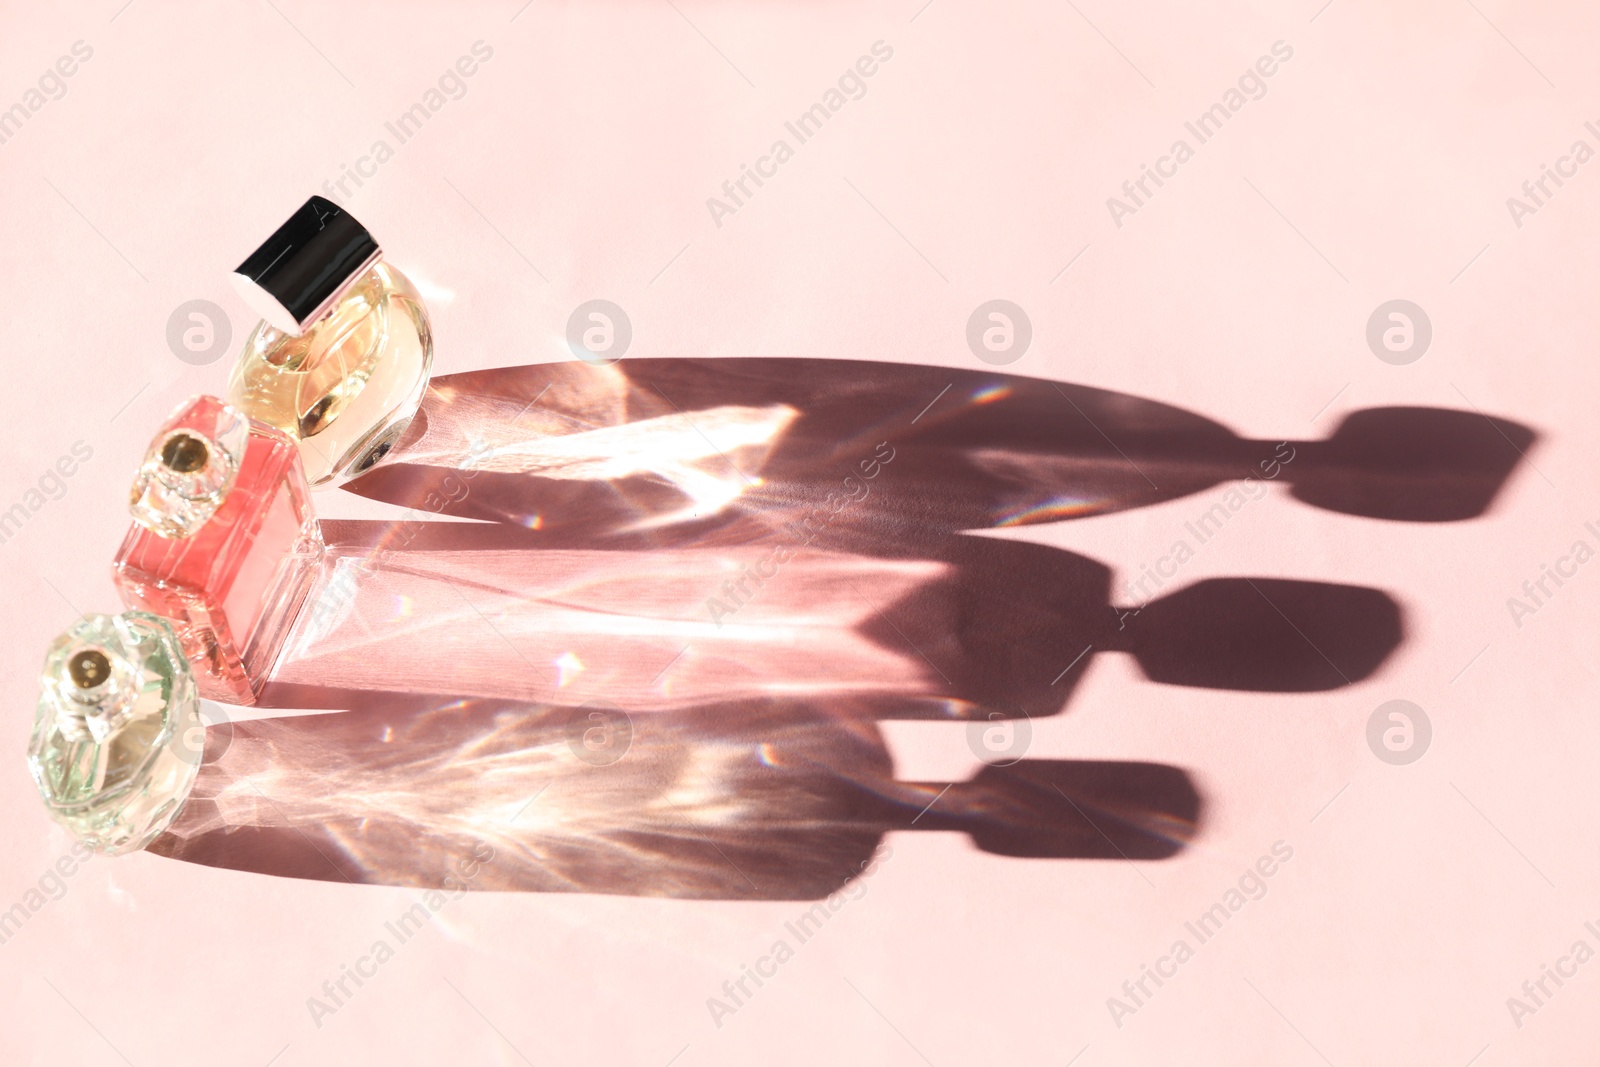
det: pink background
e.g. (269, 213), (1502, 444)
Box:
(2, 1), (1597, 1063)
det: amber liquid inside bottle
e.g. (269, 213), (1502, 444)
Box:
(226, 261), (433, 487)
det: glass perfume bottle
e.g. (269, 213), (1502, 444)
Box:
(28, 612), (202, 855)
(112, 395), (322, 704)
(226, 195), (433, 487)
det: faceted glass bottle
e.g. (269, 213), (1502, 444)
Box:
(28, 612), (202, 855)
(226, 196), (433, 487)
(113, 395), (322, 704)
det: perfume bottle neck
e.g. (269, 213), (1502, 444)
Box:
(154, 430), (233, 500)
(128, 399), (251, 539)
(54, 646), (137, 741)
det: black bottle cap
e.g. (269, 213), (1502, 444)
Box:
(230, 196), (382, 336)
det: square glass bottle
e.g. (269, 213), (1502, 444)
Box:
(113, 395), (322, 704)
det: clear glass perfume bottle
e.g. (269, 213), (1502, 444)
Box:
(113, 395), (322, 704)
(226, 195), (433, 487)
(28, 612), (202, 855)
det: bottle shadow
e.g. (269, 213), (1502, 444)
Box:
(262, 518), (1403, 720)
(148, 357), (1536, 897)
(346, 357), (1538, 547)
(149, 696), (1201, 900)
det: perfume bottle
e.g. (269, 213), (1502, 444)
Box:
(226, 195), (433, 487)
(28, 612), (202, 855)
(112, 396), (322, 704)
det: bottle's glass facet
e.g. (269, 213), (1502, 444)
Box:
(28, 612), (202, 855)
(227, 261), (432, 487)
(113, 395), (322, 704)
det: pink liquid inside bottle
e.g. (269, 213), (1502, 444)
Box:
(112, 396), (322, 704)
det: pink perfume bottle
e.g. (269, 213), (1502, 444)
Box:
(112, 396), (322, 704)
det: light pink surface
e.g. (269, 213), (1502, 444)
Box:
(1, 2), (1596, 1064)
